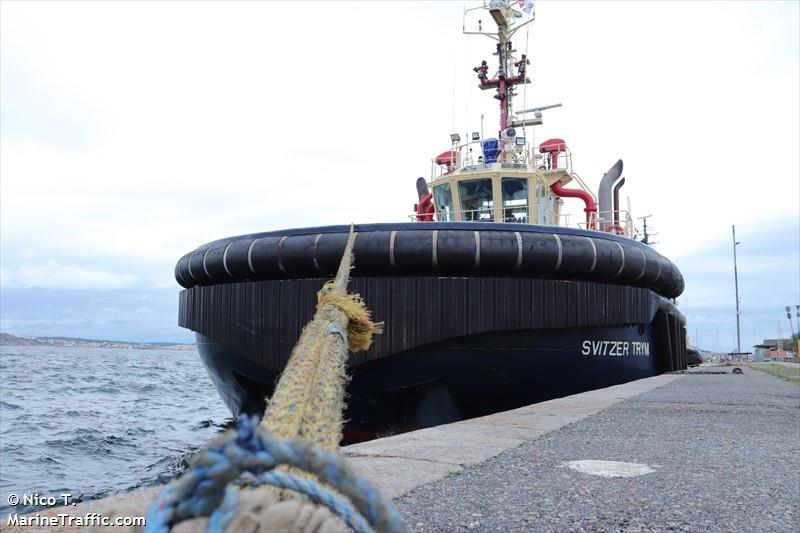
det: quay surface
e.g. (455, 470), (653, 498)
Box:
(391, 365), (799, 532)
(4, 366), (798, 532)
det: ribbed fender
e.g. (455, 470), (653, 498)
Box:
(175, 222), (684, 298)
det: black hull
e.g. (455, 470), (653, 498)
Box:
(197, 323), (666, 443)
(184, 275), (686, 443)
(176, 224), (687, 442)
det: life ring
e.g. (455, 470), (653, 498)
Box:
(605, 224), (625, 236)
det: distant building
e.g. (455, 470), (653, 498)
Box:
(755, 339), (798, 362)
(752, 344), (770, 362)
(763, 338), (782, 350)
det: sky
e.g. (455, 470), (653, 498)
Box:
(1, 0), (798, 349)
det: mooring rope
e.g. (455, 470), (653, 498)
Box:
(235, 470), (369, 532)
(261, 226), (382, 450)
(145, 226), (400, 532)
(145, 415), (403, 533)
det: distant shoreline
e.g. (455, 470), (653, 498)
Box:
(0, 332), (195, 351)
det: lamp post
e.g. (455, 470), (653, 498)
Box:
(787, 305), (797, 354)
(732, 225), (741, 354)
(794, 305), (800, 335)
(796, 305), (799, 351)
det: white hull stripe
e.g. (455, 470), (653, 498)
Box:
(312, 234), (322, 272)
(553, 234), (563, 273)
(202, 248), (211, 278)
(187, 251), (198, 282)
(247, 240), (258, 275)
(175, 263), (187, 286)
(586, 237), (597, 274)
(277, 236), (288, 274)
(474, 231), (481, 268)
(514, 231), (523, 271)
(222, 243), (233, 277)
(432, 230), (439, 269)
(634, 248), (646, 280)
(614, 241), (626, 278)
(389, 231), (397, 269)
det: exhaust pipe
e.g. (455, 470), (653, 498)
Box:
(613, 177), (626, 226)
(597, 160), (623, 230)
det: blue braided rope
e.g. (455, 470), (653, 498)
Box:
(236, 470), (370, 533)
(145, 414), (405, 533)
(206, 488), (238, 533)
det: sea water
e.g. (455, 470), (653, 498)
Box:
(0, 345), (231, 514)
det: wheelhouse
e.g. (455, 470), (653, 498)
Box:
(420, 135), (597, 228)
(430, 167), (567, 225)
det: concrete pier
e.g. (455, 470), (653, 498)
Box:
(343, 374), (683, 499)
(394, 366), (800, 532)
(4, 367), (798, 532)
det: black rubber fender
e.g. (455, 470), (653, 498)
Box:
(175, 222), (684, 298)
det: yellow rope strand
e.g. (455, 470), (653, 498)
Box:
(261, 225), (382, 449)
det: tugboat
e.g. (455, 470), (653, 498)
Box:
(175, 1), (687, 442)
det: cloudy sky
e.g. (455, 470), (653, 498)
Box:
(1, 1), (798, 349)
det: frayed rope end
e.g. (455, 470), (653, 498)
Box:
(317, 284), (383, 352)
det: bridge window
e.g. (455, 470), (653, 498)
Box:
(433, 184), (455, 221)
(502, 178), (528, 223)
(458, 178), (494, 221)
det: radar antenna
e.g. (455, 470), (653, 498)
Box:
(514, 103), (562, 127)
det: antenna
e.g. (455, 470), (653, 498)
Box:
(517, 103), (563, 114)
(637, 215), (658, 245)
(512, 103), (562, 128)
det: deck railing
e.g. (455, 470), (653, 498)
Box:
(577, 209), (635, 237)
(429, 131), (578, 179)
(408, 204), (572, 227)
(409, 206), (643, 239)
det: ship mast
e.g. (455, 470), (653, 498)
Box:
(496, 16), (511, 131)
(465, 1), (535, 136)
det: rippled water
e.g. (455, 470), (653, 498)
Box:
(0, 345), (232, 514)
